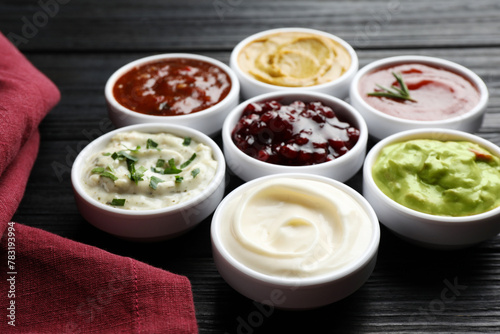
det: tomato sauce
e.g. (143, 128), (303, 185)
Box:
(359, 63), (480, 121)
(113, 58), (231, 116)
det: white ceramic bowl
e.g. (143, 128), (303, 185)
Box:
(222, 90), (368, 182)
(71, 123), (226, 241)
(230, 27), (358, 100)
(211, 173), (380, 310)
(105, 53), (240, 137)
(350, 55), (489, 140)
(363, 128), (500, 249)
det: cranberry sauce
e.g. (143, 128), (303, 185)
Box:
(231, 100), (360, 166)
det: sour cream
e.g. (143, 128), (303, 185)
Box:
(81, 131), (217, 210)
(218, 176), (373, 278)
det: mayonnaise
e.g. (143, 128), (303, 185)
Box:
(81, 131), (217, 210)
(218, 177), (373, 278)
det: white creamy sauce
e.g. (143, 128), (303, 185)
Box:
(82, 131), (217, 210)
(219, 177), (373, 278)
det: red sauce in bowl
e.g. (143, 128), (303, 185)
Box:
(113, 58), (232, 116)
(231, 100), (360, 166)
(358, 63), (480, 121)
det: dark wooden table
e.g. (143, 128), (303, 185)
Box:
(2, 0), (500, 332)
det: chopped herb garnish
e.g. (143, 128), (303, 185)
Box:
(180, 153), (196, 169)
(191, 168), (200, 178)
(91, 167), (105, 174)
(175, 176), (184, 183)
(102, 152), (111, 156)
(108, 148), (147, 183)
(147, 138), (159, 150)
(127, 159), (136, 174)
(367, 72), (416, 102)
(156, 159), (165, 167)
(136, 166), (147, 182)
(182, 137), (192, 146)
(149, 176), (165, 190)
(122, 144), (141, 153)
(150, 167), (163, 174)
(91, 167), (118, 181)
(164, 158), (183, 174)
(128, 160), (147, 184)
(100, 171), (119, 181)
(151, 158), (182, 174)
(111, 150), (138, 162)
(109, 198), (126, 206)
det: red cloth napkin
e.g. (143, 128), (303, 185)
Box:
(0, 33), (198, 333)
(0, 31), (59, 224)
(0, 221), (198, 333)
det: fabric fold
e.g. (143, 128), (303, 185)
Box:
(0, 31), (199, 333)
(0, 32), (60, 180)
(0, 222), (198, 333)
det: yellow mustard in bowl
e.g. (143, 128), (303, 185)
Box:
(237, 31), (351, 87)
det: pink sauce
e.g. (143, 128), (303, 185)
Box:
(359, 63), (480, 121)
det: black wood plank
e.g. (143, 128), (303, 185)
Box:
(1, 0), (500, 52)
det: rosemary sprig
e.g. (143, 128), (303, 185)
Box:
(367, 72), (416, 102)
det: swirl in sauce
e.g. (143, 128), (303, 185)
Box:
(219, 177), (373, 278)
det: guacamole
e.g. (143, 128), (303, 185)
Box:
(372, 139), (500, 216)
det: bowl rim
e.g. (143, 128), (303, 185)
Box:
(71, 123), (226, 216)
(230, 27), (359, 91)
(222, 90), (368, 172)
(211, 173), (380, 287)
(104, 53), (240, 121)
(363, 127), (500, 223)
(350, 55), (489, 125)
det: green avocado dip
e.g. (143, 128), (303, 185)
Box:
(372, 139), (500, 217)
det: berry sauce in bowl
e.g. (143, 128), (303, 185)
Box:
(222, 91), (368, 182)
(231, 100), (360, 166)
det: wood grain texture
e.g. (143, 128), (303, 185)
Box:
(2, 0), (500, 52)
(2, 0), (500, 333)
